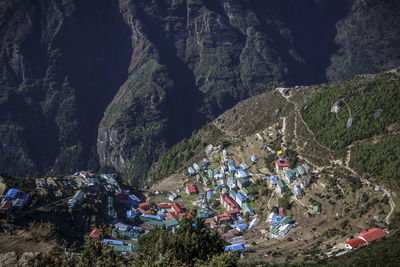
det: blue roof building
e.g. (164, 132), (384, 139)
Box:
(237, 169), (248, 178)
(126, 210), (135, 219)
(101, 239), (124, 245)
(5, 189), (18, 200)
(206, 190), (213, 201)
(225, 243), (244, 252)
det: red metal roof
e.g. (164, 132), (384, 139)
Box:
(275, 160), (289, 167)
(165, 212), (179, 220)
(0, 200), (12, 211)
(224, 209), (240, 215)
(157, 203), (171, 209)
(186, 183), (197, 193)
(345, 238), (366, 248)
(221, 194), (239, 209)
(358, 228), (387, 243)
(171, 203), (184, 214)
(89, 228), (100, 239)
(139, 202), (150, 209)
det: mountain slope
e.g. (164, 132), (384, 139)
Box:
(0, 0), (399, 181)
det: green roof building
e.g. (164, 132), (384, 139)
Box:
(196, 207), (215, 219)
(241, 187), (250, 196)
(114, 243), (139, 253)
(164, 219), (180, 229)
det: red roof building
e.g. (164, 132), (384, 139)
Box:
(186, 183), (197, 195)
(137, 207), (152, 215)
(358, 228), (387, 243)
(165, 212), (179, 220)
(275, 160), (290, 171)
(345, 238), (366, 249)
(215, 213), (233, 224)
(139, 202), (151, 209)
(220, 194), (239, 211)
(89, 228), (100, 239)
(0, 200), (12, 211)
(171, 203), (184, 214)
(279, 207), (286, 217)
(157, 203), (171, 209)
(224, 209), (240, 216)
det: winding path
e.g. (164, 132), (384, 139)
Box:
(277, 88), (396, 224)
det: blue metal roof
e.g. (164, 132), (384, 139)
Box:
(206, 190), (213, 199)
(102, 239), (124, 245)
(238, 169), (248, 177)
(5, 188), (18, 199)
(225, 243), (244, 252)
(126, 210), (135, 218)
(236, 192), (246, 202)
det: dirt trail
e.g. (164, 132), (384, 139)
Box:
(277, 88), (397, 224)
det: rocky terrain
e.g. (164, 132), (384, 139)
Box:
(0, 0), (399, 184)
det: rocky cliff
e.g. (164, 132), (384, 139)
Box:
(0, 0), (399, 182)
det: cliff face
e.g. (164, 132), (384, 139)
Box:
(0, 0), (399, 181)
(0, 0), (132, 176)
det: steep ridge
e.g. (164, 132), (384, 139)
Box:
(0, 0), (399, 183)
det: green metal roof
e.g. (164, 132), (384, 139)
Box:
(280, 216), (291, 225)
(114, 243), (139, 252)
(277, 180), (286, 188)
(164, 218), (179, 228)
(241, 187), (250, 195)
(238, 178), (247, 185)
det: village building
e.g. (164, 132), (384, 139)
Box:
(241, 187), (250, 197)
(171, 203), (184, 214)
(235, 192), (248, 208)
(196, 207), (215, 219)
(240, 162), (250, 170)
(89, 228), (100, 239)
(237, 178), (250, 189)
(275, 180), (287, 196)
(275, 160), (290, 172)
(186, 183), (197, 195)
(68, 190), (84, 208)
(284, 169), (297, 184)
(250, 155), (258, 163)
(220, 193), (239, 211)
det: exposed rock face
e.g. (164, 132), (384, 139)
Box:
(0, 0), (399, 182)
(0, 251), (18, 267)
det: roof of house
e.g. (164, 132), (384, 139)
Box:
(89, 228), (100, 239)
(225, 243), (244, 252)
(358, 228), (387, 242)
(171, 203), (184, 213)
(164, 218), (179, 228)
(139, 202), (150, 208)
(275, 160), (290, 167)
(0, 200), (12, 211)
(238, 169), (248, 177)
(186, 183), (197, 193)
(237, 177), (247, 185)
(5, 188), (18, 199)
(225, 209), (240, 215)
(296, 165), (306, 175)
(220, 194), (239, 209)
(157, 203), (171, 209)
(276, 180), (286, 188)
(241, 187), (250, 195)
(345, 238), (366, 248)
(165, 212), (179, 220)
(236, 192), (247, 202)
(126, 210), (135, 218)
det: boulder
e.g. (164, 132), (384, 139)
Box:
(0, 251), (18, 267)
